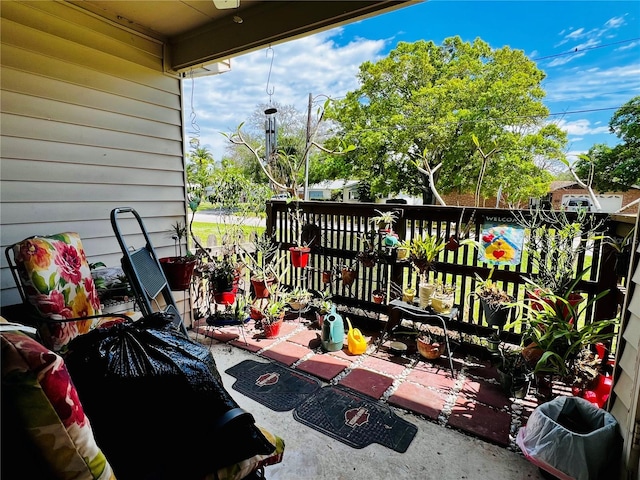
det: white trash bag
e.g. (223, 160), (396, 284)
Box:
(516, 396), (620, 480)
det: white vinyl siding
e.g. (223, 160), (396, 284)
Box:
(0, 1), (189, 319)
(610, 217), (640, 479)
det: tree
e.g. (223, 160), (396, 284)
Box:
(186, 144), (215, 201)
(325, 37), (566, 204)
(186, 142), (270, 214)
(225, 98), (353, 197)
(574, 96), (640, 191)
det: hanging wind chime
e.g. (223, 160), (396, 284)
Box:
(264, 47), (279, 187)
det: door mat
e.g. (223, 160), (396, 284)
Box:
(226, 359), (322, 412)
(293, 385), (417, 452)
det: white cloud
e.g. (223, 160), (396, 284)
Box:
(544, 63), (640, 106)
(550, 14), (630, 67)
(547, 51), (586, 67)
(555, 118), (610, 136)
(566, 28), (585, 39)
(184, 29), (389, 159)
(605, 16), (626, 29)
(565, 149), (585, 165)
(617, 41), (640, 51)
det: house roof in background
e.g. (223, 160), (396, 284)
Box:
(309, 179), (359, 190)
(549, 181), (579, 191)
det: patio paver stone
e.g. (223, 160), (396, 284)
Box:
(448, 398), (512, 447)
(338, 367), (395, 399)
(296, 354), (351, 381)
(261, 341), (313, 366)
(388, 382), (449, 420)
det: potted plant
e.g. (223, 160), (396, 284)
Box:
(341, 263), (357, 286)
(372, 289), (385, 304)
(242, 233), (287, 298)
(258, 294), (287, 338)
(369, 209), (398, 233)
(603, 226), (636, 278)
(402, 286), (416, 303)
(310, 289), (333, 328)
(515, 208), (603, 300)
(206, 293), (250, 326)
(510, 282), (618, 399)
(416, 331), (445, 360)
(396, 239), (411, 261)
(285, 286), (312, 311)
(473, 269), (514, 329)
(159, 221), (197, 291)
(430, 280), (456, 314)
(203, 257), (240, 305)
(409, 233), (446, 307)
(287, 202), (313, 268)
(356, 232), (378, 267)
(496, 346), (532, 398)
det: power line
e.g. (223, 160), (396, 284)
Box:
(547, 106), (619, 116)
(531, 37), (640, 61)
(328, 106), (622, 134)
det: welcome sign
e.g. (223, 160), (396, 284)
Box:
(478, 216), (524, 266)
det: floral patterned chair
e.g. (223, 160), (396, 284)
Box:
(5, 232), (130, 354)
(3, 232), (285, 480)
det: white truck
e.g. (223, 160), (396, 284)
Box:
(561, 194), (623, 213)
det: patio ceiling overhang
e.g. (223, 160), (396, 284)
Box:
(70, 0), (421, 74)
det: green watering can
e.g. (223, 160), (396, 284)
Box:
(321, 305), (344, 352)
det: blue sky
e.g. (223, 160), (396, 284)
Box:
(184, 0), (640, 168)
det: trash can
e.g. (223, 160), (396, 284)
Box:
(516, 396), (621, 480)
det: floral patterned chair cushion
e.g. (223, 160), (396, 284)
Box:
(1, 328), (116, 479)
(11, 232), (126, 353)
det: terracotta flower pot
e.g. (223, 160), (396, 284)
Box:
(289, 246), (311, 268)
(372, 291), (384, 304)
(263, 317), (283, 338)
(341, 267), (356, 286)
(159, 257), (196, 291)
(213, 291), (236, 306)
(251, 276), (275, 298)
(417, 336), (445, 360)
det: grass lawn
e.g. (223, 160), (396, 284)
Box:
(189, 222), (265, 246)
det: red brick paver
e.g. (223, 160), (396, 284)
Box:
(388, 382), (449, 420)
(338, 368), (394, 399)
(460, 377), (512, 410)
(261, 341), (312, 366)
(406, 364), (457, 392)
(448, 397), (512, 446)
(296, 354), (351, 381)
(360, 355), (407, 377)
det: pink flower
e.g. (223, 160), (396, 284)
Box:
(35, 290), (73, 318)
(54, 243), (83, 284)
(38, 352), (87, 428)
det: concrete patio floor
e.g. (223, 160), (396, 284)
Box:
(190, 317), (547, 480)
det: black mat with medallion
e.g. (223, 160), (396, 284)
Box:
(226, 359), (322, 412)
(226, 359), (417, 452)
(293, 385), (417, 452)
